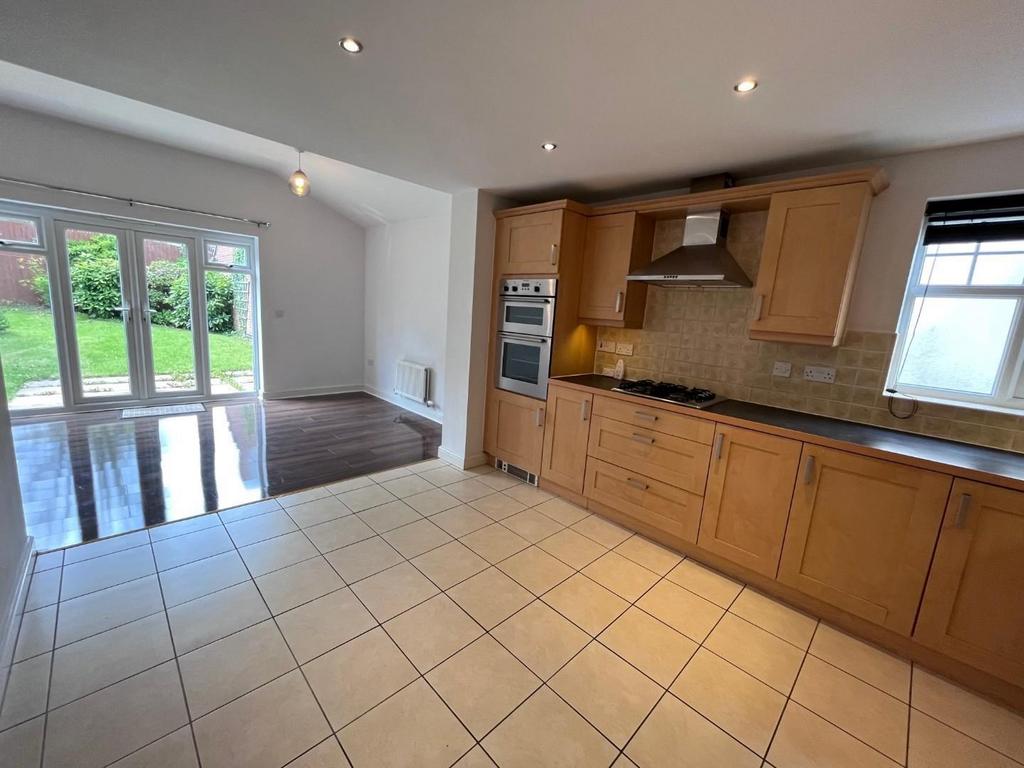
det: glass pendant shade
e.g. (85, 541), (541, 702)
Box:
(289, 168), (310, 197)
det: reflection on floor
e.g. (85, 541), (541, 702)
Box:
(4, 457), (1023, 768)
(13, 394), (442, 551)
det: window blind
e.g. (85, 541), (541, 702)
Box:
(923, 193), (1024, 245)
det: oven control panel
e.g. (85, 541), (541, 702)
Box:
(500, 277), (557, 297)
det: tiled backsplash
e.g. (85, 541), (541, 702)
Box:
(594, 211), (1024, 452)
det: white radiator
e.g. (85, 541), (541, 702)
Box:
(395, 360), (431, 405)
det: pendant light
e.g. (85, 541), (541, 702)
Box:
(289, 150), (310, 197)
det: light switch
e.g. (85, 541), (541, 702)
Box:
(772, 361), (792, 377)
(597, 339), (617, 352)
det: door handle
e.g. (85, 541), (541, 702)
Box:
(631, 433), (655, 445)
(954, 493), (972, 528)
(580, 399), (591, 422)
(549, 244), (559, 266)
(634, 410), (658, 422)
(753, 294), (764, 320)
(535, 407), (545, 427)
(625, 477), (648, 491)
(114, 305), (132, 323)
(802, 455), (816, 485)
(713, 433), (724, 460)
(614, 290), (624, 314)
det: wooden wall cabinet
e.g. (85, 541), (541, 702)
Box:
(578, 212), (654, 327)
(749, 182), (873, 346)
(495, 209), (565, 275)
(697, 425), (802, 578)
(540, 384), (593, 494)
(915, 480), (1024, 687)
(778, 445), (951, 635)
(484, 388), (546, 475)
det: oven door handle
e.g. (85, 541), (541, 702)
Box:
(500, 297), (552, 304)
(498, 332), (548, 344)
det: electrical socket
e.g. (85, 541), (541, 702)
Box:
(803, 365), (836, 383)
(615, 342), (634, 356)
(772, 361), (792, 377)
(601, 366), (616, 376)
(597, 339), (617, 352)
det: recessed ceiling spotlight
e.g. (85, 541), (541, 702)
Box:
(733, 78), (758, 93)
(541, 142), (558, 151)
(338, 37), (363, 53)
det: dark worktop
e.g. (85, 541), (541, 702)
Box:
(551, 374), (1024, 485)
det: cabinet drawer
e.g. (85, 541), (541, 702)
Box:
(584, 458), (701, 544)
(587, 415), (710, 494)
(593, 396), (714, 445)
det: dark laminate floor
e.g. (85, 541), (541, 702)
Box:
(12, 393), (442, 551)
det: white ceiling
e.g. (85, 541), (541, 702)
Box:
(0, 1), (1022, 203)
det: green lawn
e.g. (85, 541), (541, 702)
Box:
(0, 305), (253, 397)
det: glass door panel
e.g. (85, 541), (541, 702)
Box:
(207, 270), (255, 393)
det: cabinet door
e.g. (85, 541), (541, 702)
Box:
(578, 213), (652, 326)
(778, 445), (950, 634)
(750, 183), (872, 345)
(484, 388), (546, 475)
(915, 480), (1024, 686)
(698, 425), (801, 578)
(495, 210), (563, 275)
(541, 385), (593, 493)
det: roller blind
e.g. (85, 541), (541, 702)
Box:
(923, 193), (1024, 246)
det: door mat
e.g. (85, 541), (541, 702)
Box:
(121, 403), (206, 418)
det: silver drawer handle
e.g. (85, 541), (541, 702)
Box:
(580, 399), (591, 422)
(631, 433), (655, 445)
(713, 433), (724, 460)
(954, 493), (972, 528)
(614, 290), (624, 314)
(753, 294), (764, 320)
(625, 477), (648, 491)
(634, 411), (658, 422)
(802, 455), (816, 485)
(535, 407), (545, 427)
(549, 243), (559, 266)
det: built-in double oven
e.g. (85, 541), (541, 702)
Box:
(495, 277), (556, 399)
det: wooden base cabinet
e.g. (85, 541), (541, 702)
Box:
(915, 480), (1024, 687)
(778, 445), (951, 635)
(484, 388), (546, 475)
(697, 425), (802, 578)
(540, 385), (593, 494)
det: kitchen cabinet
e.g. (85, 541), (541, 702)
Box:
(495, 209), (565, 275)
(577, 212), (654, 327)
(484, 387), (546, 475)
(915, 480), (1024, 687)
(749, 182), (873, 346)
(592, 396), (715, 444)
(778, 445), (950, 634)
(697, 425), (801, 578)
(541, 384), (593, 494)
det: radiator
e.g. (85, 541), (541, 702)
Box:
(395, 360), (431, 405)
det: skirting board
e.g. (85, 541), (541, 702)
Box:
(363, 386), (442, 425)
(0, 536), (34, 709)
(438, 446), (488, 469)
(263, 384), (364, 400)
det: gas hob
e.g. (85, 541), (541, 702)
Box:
(611, 379), (727, 409)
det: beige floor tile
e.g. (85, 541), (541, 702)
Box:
(636, 579), (723, 643)
(152, 527), (233, 571)
(50, 613), (173, 708)
(304, 515), (376, 554)
(384, 593), (483, 672)
(492, 599), (590, 680)
(421, 466), (476, 486)
(225, 509), (298, 547)
(501, 508), (564, 543)
(428, 635), (540, 738)
(340, 678), (473, 768)
(406, 458), (449, 472)
(501, 484), (553, 507)
(476, 472), (521, 491)
(411, 540), (490, 589)
(483, 685), (617, 767)
(160, 550), (251, 606)
(277, 587), (377, 664)
(168, 580), (270, 654)
(908, 709), (1018, 768)
(704, 613), (805, 694)
(382, 518), (453, 558)
(572, 514), (633, 548)
(278, 486), (333, 508)
(303, 626), (417, 729)
(14, 604), (56, 662)
(286, 496), (353, 529)
(336, 484), (397, 513)
(810, 623), (910, 701)
(369, 466), (413, 483)
(44, 661), (189, 768)
(60, 545), (156, 601)
(405, 487), (462, 515)
(34, 550), (64, 572)
(468, 492), (528, 521)
(537, 527), (608, 569)
(599, 606), (697, 687)
(498, 546), (574, 595)
(109, 726), (198, 768)
(219, 498), (282, 523)
(62, 530), (150, 565)
(627, 691), (761, 768)
(791, 655), (908, 763)
(729, 588), (817, 649)
(614, 535), (683, 576)
(357, 500), (422, 534)
(284, 736), (348, 767)
(380, 474), (435, 498)
(193, 669), (330, 768)
(0, 653), (49, 730)
(543, 573), (629, 635)
(452, 745), (498, 767)
(56, 575), (164, 646)
(148, 514), (221, 542)
(324, 535), (403, 584)
(534, 497), (591, 527)
(665, 558), (743, 608)
(325, 475), (374, 495)
(671, 648), (785, 756)
(430, 504), (493, 537)
(25, 568), (60, 610)
(583, 551), (660, 602)
(180, 619), (296, 717)
(767, 702), (900, 768)
(350, 562), (439, 621)
(238, 531), (319, 577)
(911, 666), (1024, 763)
(460, 523), (530, 563)
(447, 567), (533, 629)
(256, 557), (345, 614)
(446, 478), (496, 502)
(551, 641), (662, 747)
(0, 716), (45, 768)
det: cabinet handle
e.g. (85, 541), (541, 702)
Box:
(580, 399), (591, 422)
(614, 290), (624, 314)
(802, 455), (816, 485)
(631, 433), (655, 445)
(535, 407), (545, 427)
(753, 294), (764, 320)
(713, 433), (724, 460)
(954, 493), (972, 528)
(634, 410), (658, 422)
(626, 477), (649, 491)
(549, 244), (559, 266)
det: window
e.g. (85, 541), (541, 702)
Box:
(887, 193), (1024, 411)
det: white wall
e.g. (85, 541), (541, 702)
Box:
(0, 105), (366, 397)
(364, 211), (452, 421)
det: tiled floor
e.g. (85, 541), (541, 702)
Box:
(3, 457), (1024, 768)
